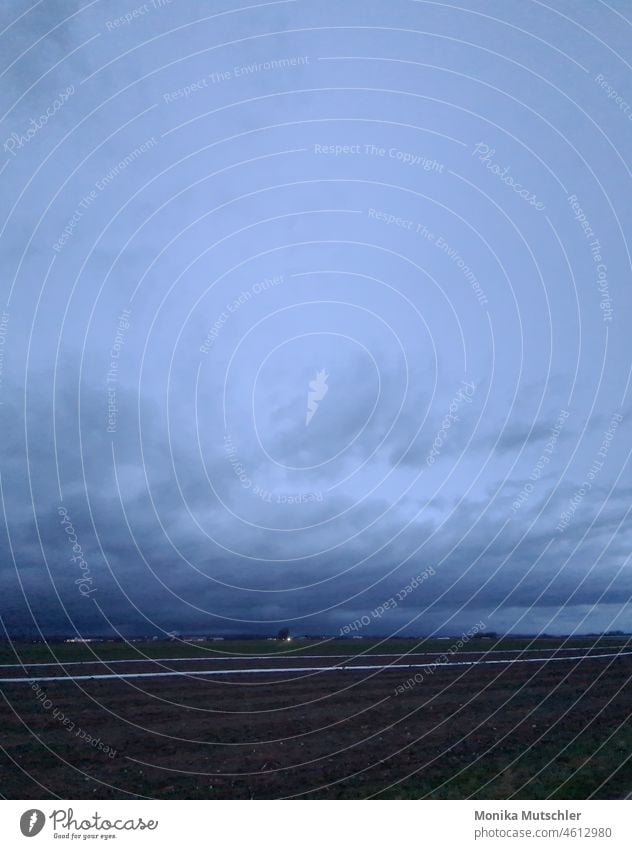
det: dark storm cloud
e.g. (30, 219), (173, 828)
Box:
(1, 360), (629, 640)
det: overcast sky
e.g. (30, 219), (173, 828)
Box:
(0, 0), (631, 639)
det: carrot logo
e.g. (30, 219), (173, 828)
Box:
(20, 810), (45, 837)
(305, 369), (329, 426)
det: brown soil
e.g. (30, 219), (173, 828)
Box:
(1, 656), (631, 799)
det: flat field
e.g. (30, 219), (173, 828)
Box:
(1, 637), (630, 799)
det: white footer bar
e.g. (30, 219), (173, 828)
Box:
(1, 800), (630, 848)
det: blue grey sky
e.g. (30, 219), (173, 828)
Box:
(0, 0), (631, 638)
